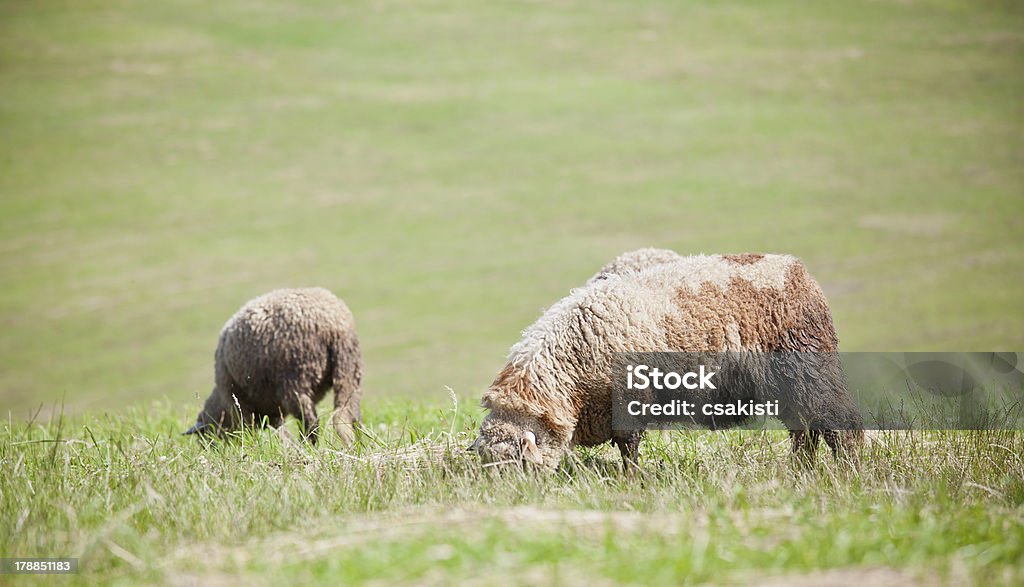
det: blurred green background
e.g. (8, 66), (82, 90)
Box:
(1, 0), (1021, 415)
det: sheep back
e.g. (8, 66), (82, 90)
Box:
(585, 247), (682, 285)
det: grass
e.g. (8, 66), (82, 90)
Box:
(1, 0), (1023, 584)
(2, 399), (1023, 585)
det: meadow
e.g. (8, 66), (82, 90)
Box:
(3, 402), (1023, 585)
(1, 0), (1022, 584)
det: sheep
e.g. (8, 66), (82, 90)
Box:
(585, 247), (682, 285)
(473, 252), (863, 471)
(184, 287), (363, 445)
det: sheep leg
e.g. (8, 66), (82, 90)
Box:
(613, 431), (643, 473)
(823, 429), (864, 462)
(822, 430), (841, 457)
(331, 335), (363, 446)
(822, 390), (866, 461)
(261, 413), (285, 429)
(285, 392), (320, 445)
(233, 403), (258, 430)
(789, 429), (820, 463)
(780, 400), (822, 462)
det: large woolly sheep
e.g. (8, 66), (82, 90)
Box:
(185, 287), (362, 445)
(474, 253), (863, 471)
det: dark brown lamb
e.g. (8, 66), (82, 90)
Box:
(185, 287), (362, 445)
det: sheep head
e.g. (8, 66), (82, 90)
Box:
(184, 389), (236, 437)
(472, 409), (565, 472)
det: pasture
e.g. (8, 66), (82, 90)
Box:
(3, 403), (1024, 585)
(1, 0), (1022, 584)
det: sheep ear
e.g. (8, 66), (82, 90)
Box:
(183, 422), (206, 436)
(520, 431), (543, 465)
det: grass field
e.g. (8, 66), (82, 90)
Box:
(1, 0), (1023, 584)
(2, 401), (1023, 585)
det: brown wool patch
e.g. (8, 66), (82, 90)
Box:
(721, 253), (766, 265)
(781, 262), (839, 352)
(662, 262), (838, 353)
(483, 364), (574, 436)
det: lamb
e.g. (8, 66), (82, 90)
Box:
(184, 287), (363, 445)
(473, 252), (863, 471)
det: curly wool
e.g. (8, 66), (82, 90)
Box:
(188, 287), (363, 445)
(585, 247), (682, 285)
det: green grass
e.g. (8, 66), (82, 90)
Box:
(2, 400), (1023, 585)
(1, 0), (1023, 584)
